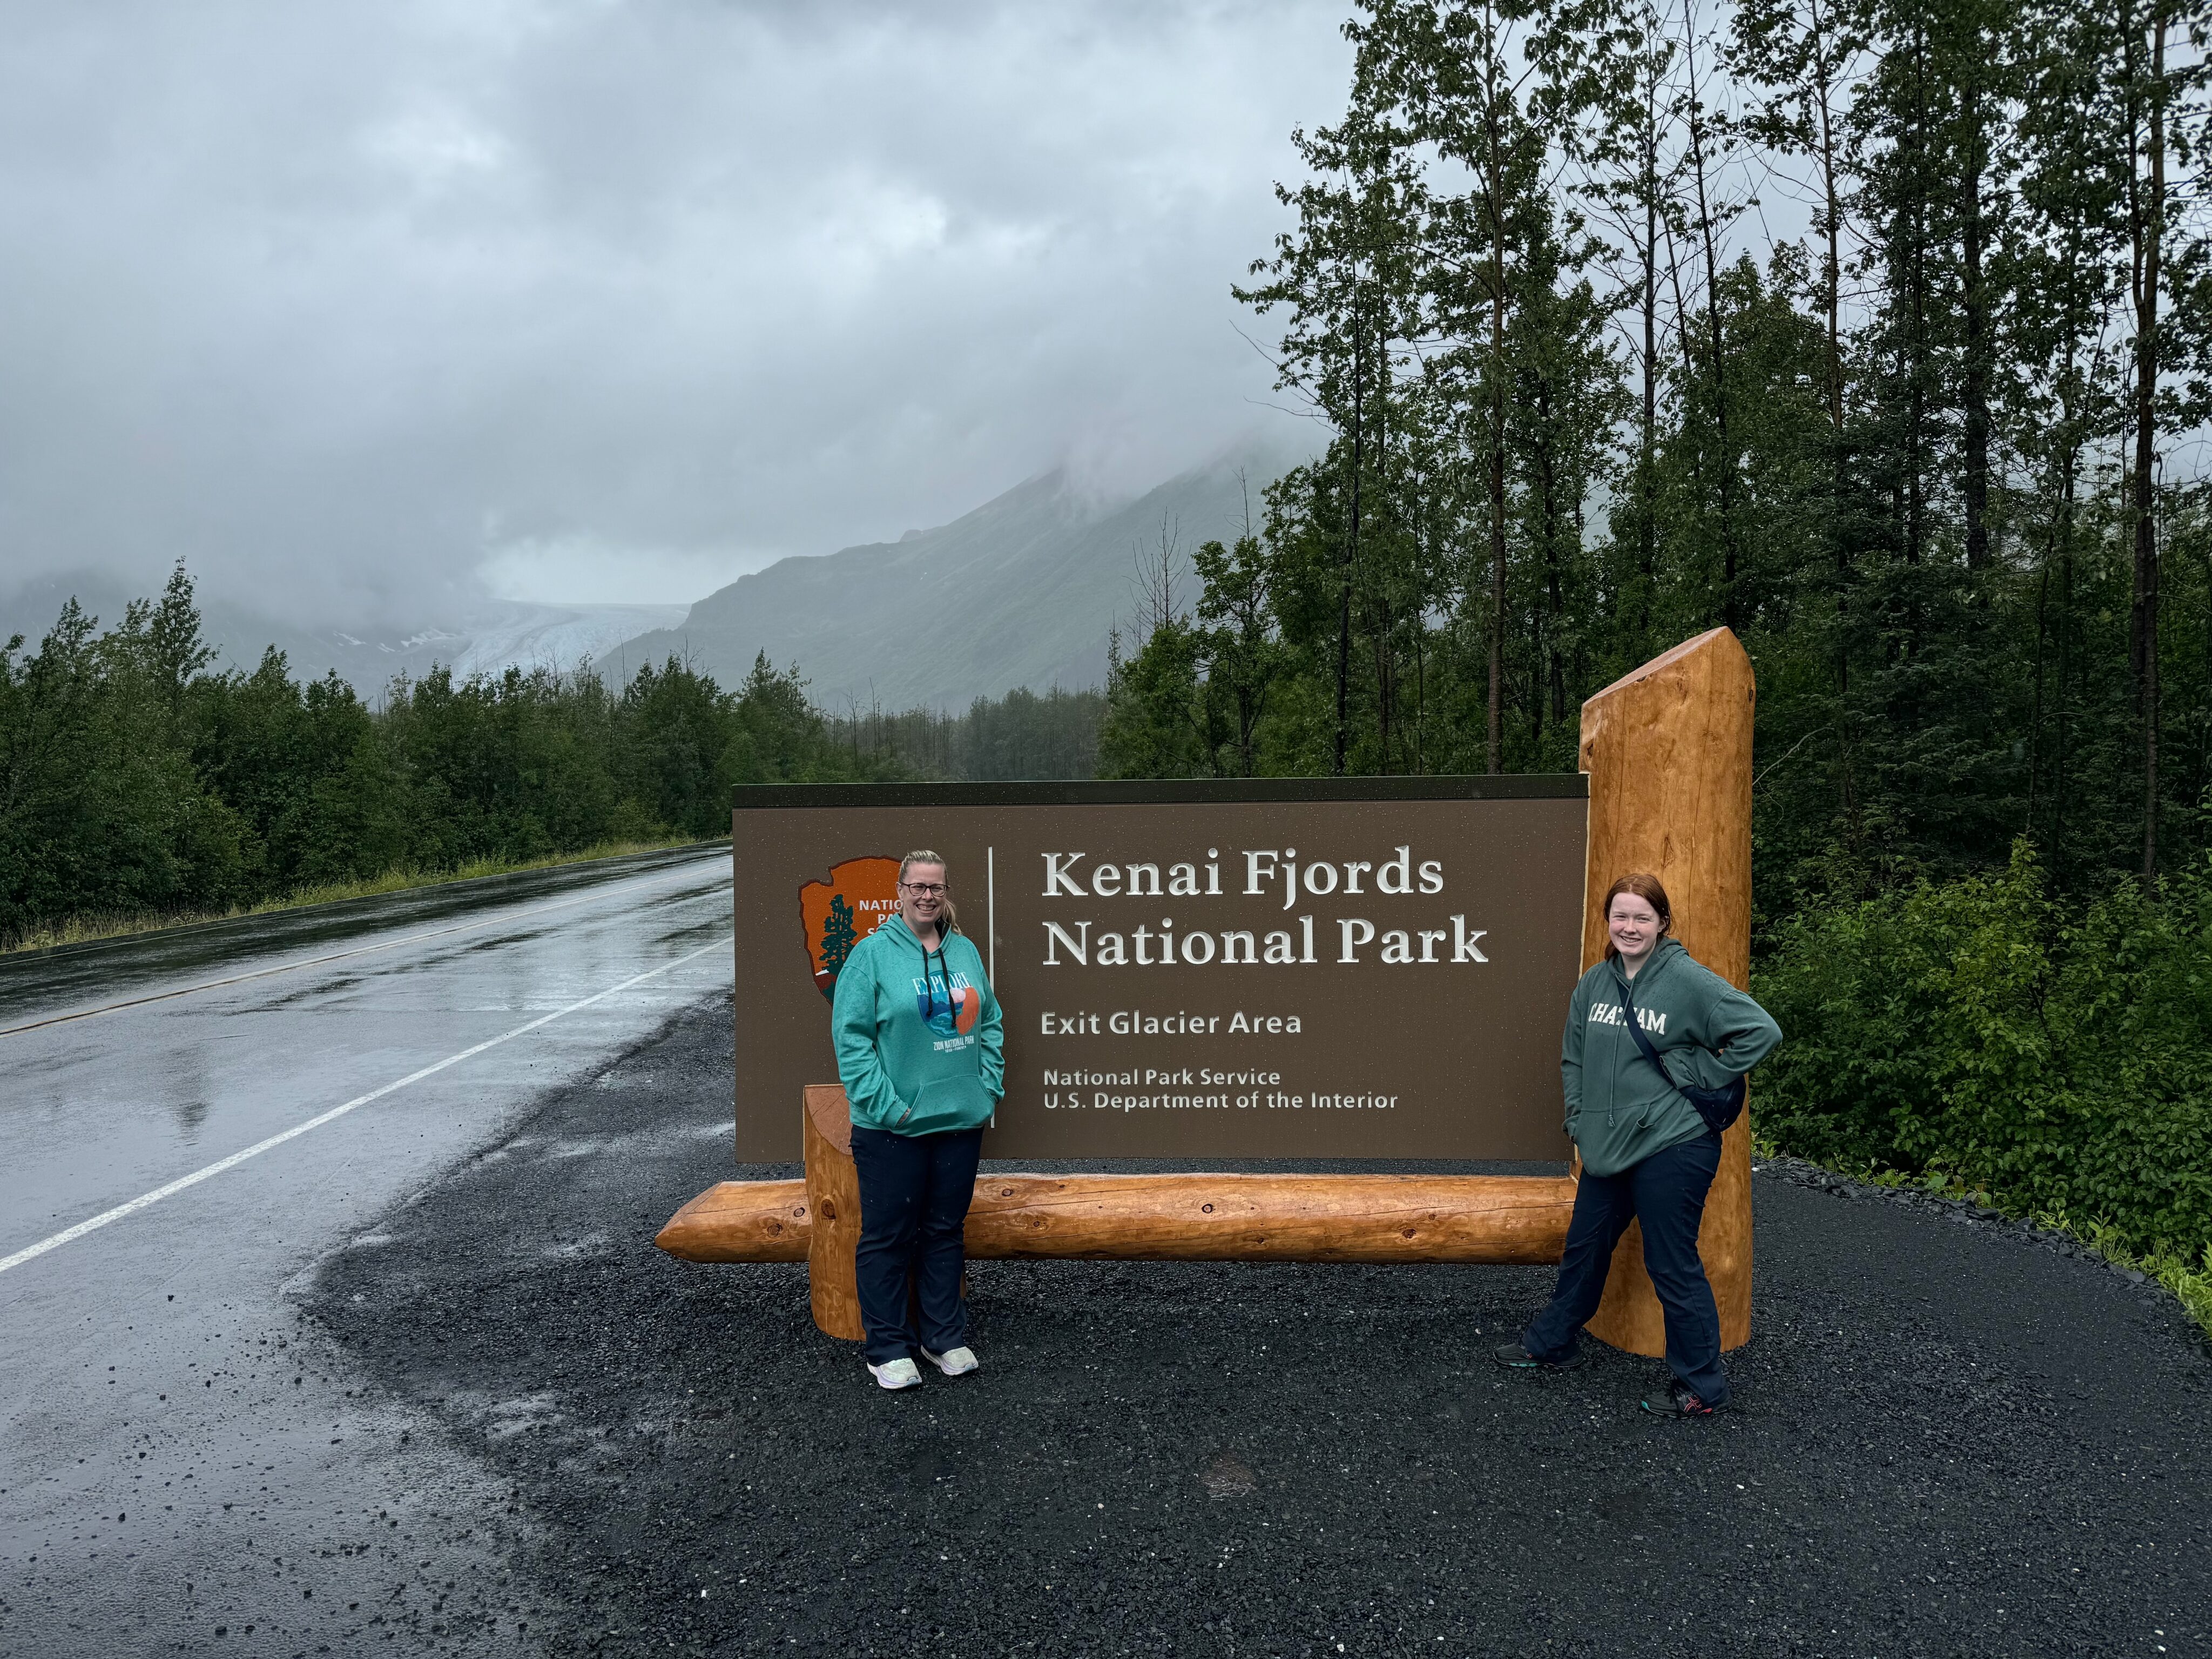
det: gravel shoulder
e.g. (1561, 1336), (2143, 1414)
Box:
(306, 995), (2212, 1659)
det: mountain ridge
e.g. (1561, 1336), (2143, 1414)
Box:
(614, 449), (1292, 711)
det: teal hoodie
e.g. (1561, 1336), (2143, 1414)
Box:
(1562, 936), (1781, 1177)
(832, 916), (1004, 1136)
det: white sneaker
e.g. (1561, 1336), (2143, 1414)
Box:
(921, 1345), (979, 1377)
(867, 1357), (922, 1391)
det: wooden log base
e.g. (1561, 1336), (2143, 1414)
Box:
(657, 1171), (1576, 1267)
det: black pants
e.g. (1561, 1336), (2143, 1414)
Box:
(849, 1124), (984, 1366)
(1522, 1130), (1729, 1405)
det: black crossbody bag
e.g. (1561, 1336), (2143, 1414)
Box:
(1617, 974), (1746, 1137)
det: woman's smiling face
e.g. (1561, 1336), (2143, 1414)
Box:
(1607, 892), (1663, 961)
(899, 862), (947, 934)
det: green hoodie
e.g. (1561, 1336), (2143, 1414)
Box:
(1562, 936), (1781, 1177)
(832, 916), (1005, 1136)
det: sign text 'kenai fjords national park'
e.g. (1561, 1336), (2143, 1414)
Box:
(730, 779), (1589, 1162)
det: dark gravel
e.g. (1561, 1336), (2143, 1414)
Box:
(306, 995), (2212, 1658)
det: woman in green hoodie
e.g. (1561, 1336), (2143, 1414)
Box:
(1494, 873), (1780, 1417)
(831, 849), (1004, 1391)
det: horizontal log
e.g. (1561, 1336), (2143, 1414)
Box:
(656, 1172), (1575, 1266)
(655, 1179), (811, 1263)
(963, 1172), (1576, 1263)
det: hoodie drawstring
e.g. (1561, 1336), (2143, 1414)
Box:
(921, 941), (945, 1022)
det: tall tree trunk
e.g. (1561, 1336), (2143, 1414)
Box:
(1638, 53), (1661, 642)
(1485, 79), (1509, 777)
(1336, 326), (1363, 778)
(2055, 439), (2080, 881)
(1539, 372), (1564, 740)
(1961, 51), (1992, 574)
(1665, 232), (1711, 548)
(1682, 9), (1740, 631)
(1810, 0), (1845, 440)
(1905, 22), (1930, 580)
(1811, 0), (1850, 702)
(2028, 556), (2049, 826)
(2129, 3), (2166, 876)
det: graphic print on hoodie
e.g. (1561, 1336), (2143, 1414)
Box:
(915, 962), (983, 1046)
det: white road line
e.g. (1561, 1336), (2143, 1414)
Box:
(0, 856), (725, 1040)
(0, 935), (734, 1276)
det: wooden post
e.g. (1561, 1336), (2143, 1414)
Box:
(1577, 626), (1756, 1355)
(800, 1084), (865, 1339)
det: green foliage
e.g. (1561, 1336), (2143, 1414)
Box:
(1092, 0), (2212, 903)
(0, 568), (1123, 943)
(0, 570), (899, 944)
(1099, 530), (1301, 779)
(1755, 844), (2212, 1263)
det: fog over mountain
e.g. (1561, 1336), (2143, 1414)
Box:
(615, 446), (1299, 710)
(3, 441), (1306, 704)
(0, 1), (1348, 628)
(0, 572), (683, 695)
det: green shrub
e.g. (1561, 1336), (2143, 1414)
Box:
(1755, 842), (2212, 1264)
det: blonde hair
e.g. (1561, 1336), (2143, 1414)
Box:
(899, 848), (959, 935)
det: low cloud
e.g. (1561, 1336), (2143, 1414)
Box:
(0, 0), (1348, 622)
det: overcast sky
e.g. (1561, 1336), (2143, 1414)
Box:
(0, 0), (1349, 624)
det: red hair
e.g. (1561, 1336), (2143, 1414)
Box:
(1600, 872), (1672, 962)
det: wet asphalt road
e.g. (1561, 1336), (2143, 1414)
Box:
(0, 846), (733, 1656)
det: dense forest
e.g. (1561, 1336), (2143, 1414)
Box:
(1103, 0), (2212, 917)
(829, 687), (1102, 784)
(0, 567), (1092, 946)
(1093, 0), (2212, 1279)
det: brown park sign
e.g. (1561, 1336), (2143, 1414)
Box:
(731, 777), (1589, 1162)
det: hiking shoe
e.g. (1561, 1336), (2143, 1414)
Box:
(922, 1345), (980, 1378)
(1641, 1381), (1721, 1418)
(1493, 1341), (1587, 1372)
(867, 1357), (922, 1391)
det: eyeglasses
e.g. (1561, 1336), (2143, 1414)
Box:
(900, 882), (948, 897)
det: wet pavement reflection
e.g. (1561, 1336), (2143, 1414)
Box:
(0, 844), (734, 1657)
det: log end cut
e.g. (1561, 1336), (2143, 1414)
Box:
(654, 1179), (811, 1263)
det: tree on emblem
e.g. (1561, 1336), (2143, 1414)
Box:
(818, 894), (859, 983)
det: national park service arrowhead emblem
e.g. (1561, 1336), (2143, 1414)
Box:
(798, 856), (902, 999)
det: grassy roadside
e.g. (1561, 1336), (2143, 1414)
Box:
(1755, 1133), (2212, 1341)
(1, 835), (726, 957)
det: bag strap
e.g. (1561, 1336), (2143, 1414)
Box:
(1616, 972), (1675, 1088)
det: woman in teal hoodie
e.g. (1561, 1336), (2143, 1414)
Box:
(1495, 872), (1781, 1416)
(831, 849), (1004, 1391)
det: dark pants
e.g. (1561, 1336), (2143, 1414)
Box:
(849, 1124), (984, 1366)
(1522, 1130), (1729, 1405)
